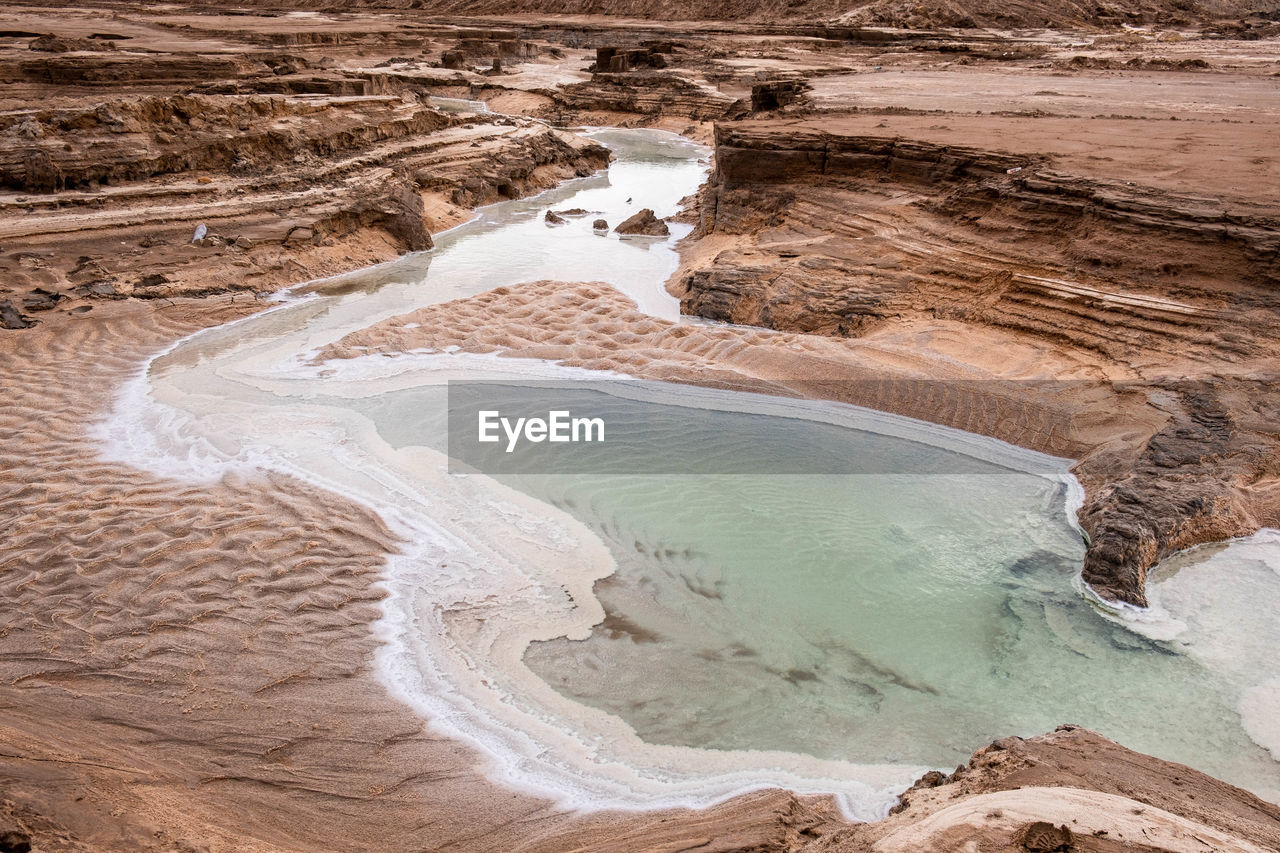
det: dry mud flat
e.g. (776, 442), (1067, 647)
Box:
(2, 4), (1280, 851)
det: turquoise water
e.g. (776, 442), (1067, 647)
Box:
(103, 127), (1280, 814)
(519, 466), (1268, 781)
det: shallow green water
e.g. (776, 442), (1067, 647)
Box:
(514, 462), (1272, 790)
(104, 127), (1280, 815)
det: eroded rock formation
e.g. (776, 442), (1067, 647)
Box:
(679, 120), (1280, 606)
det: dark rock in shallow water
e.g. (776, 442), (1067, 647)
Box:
(615, 208), (669, 236)
(592, 218), (609, 230)
(544, 210), (567, 225)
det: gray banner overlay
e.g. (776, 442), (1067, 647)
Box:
(446, 380), (1055, 476)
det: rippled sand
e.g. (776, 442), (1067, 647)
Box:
(4, 288), (1280, 852)
(0, 298), (852, 850)
(316, 278), (1151, 462)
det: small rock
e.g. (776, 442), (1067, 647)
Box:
(233, 236), (253, 249)
(554, 208), (589, 216)
(73, 281), (117, 298)
(915, 770), (948, 788)
(22, 288), (62, 311)
(545, 210), (567, 225)
(614, 208), (669, 236)
(0, 300), (32, 329)
(990, 736), (1023, 751)
(0, 829), (33, 853)
(592, 218), (609, 230)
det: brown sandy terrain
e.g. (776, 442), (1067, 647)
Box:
(0, 297), (856, 851)
(3, 291), (1278, 851)
(4, 3), (1280, 850)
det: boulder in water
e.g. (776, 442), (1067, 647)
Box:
(614, 208), (669, 236)
(592, 218), (608, 231)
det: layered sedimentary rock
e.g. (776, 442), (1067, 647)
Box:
(543, 71), (739, 121)
(0, 13), (620, 311)
(0, 92), (608, 302)
(679, 121), (1280, 606)
(181, 0), (1280, 30)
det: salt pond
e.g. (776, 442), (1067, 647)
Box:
(98, 128), (1280, 816)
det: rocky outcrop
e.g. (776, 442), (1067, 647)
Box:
(29, 34), (112, 53)
(807, 725), (1280, 851)
(750, 78), (810, 112)
(681, 120), (1280, 607)
(615, 207), (669, 235)
(590, 44), (673, 72)
(545, 72), (739, 121)
(713, 125), (1032, 186)
(4, 54), (248, 86)
(1077, 380), (1278, 605)
(0, 24), (610, 308)
(0, 118), (608, 303)
(314, 179), (434, 251)
(0, 94), (461, 192)
(0, 300), (32, 330)
(228, 0), (1280, 30)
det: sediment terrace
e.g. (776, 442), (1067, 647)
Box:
(0, 7), (617, 314)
